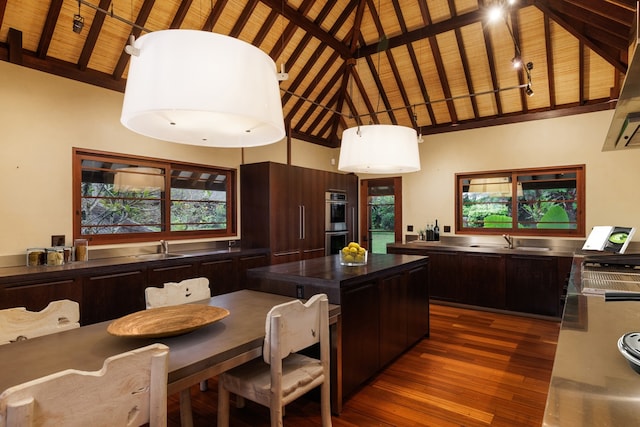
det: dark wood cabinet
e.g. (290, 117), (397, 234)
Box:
(199, 257), (236, 295)
(506, 255), (573, 317)
(388, 244), (572, 318)
(425, 250), (461, 301)
(340, 280), (379, 399)
(0, 249), (269, 326)
(248, 253), (429, 400)
(406, 264), (430, 345)
(461, 252), (505, 309)
(241, 162), (357, 264)
(146, 260), (200, 288)
(0, 278), (82, 313)
(379, 273), (408, 367)
(82, 268), (146, 324)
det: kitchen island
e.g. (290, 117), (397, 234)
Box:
(247, 253), (429, 400)
(543, 256), (640, 426)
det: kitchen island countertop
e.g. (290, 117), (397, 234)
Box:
(543, 256), (640, 426)
(246, 253), (428, 303)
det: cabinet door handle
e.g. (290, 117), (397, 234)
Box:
(352, 206), (356, 239)
(299, 205), (306, 240)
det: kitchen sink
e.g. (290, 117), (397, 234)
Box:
(515, 246), (550, 251)
(131, 253), (187, 260)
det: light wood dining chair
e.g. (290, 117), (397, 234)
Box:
(217, 293), (332, 427)
(0, 343), (169, 427)
(145, 277), (211, 308)
(144, 277), (211, 426)
(0, 299), (80, 345)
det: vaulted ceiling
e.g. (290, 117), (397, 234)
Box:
(0, 0), (636, 148)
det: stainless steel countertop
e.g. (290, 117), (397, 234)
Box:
(543, 256), (640, 426)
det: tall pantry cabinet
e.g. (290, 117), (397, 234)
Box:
(240, 162), (358, 265)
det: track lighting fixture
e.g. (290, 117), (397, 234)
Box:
(124, 34), (139, 56)
(511, 56), (522, 69)
(73, 0), (84, 34)
(525, 84), (534, 97)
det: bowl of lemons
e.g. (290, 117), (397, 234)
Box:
(340, 242), (368, 266)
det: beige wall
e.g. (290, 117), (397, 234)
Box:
(2, 60), (639, 264)
(401, 109), (639, 242)
(0, 61), (337, 261)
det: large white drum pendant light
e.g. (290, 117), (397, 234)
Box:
(121, 30), (285, 147)
(338, 124), (421, 174)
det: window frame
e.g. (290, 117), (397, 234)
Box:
(73, 148), (237, 245)
(455, 165), (585, 237)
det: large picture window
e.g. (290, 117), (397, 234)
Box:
(455, 165), (585, 237)
(73, 149), (236, 244)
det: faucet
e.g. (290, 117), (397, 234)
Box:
(502, 234), (514, 249)
(160, 240), (169, 254)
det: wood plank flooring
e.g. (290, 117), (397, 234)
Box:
(167, 303), (560, 426)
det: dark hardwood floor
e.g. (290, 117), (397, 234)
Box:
(167, 303), (560, 426)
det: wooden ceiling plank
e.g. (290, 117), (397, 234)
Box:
(535, 0), (627, 72)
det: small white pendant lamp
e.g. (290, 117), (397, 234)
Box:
(121, 30), (285, 147)
(338, 124), (421, 174)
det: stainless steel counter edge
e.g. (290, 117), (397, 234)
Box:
(543, 255), (640, 426)
(388, 241), (576, 257)
(0, 247), (270, 283)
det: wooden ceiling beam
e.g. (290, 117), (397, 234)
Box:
(420, 0), (457, 124)
(535, 0), (628, 73)
(544, 14), (557, 109)
(77, 0), (112, 71)
(259, 0), (351, 58)
(112, 0), (156, 81)
(355, 2), (534, 59)
(448, 0), (478, 122)
(37, 0), (63, 59)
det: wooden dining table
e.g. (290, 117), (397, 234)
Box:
(0, 290), (342, 426)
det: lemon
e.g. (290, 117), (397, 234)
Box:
(348, 242), (360, 249)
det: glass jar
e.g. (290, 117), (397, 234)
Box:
(46, 247), (65, 266)
(26, 248), (45, 266)
(74, 239), (88, 262)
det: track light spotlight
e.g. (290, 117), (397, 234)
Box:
(525, 84), (534, 97)
(73, 1), (84, 33)
(73, 14), (84, 33)
(511, 56), (522, 69)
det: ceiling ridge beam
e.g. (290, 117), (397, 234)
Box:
(259, 0), (351, 57)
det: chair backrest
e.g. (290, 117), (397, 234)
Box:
(263, 293), (329, 363)
(0, 299), (80, 345)
(145, 277), (211, 309)
(0, 343), (169, 427)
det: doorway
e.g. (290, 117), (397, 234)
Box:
(360, 177), (403, 253)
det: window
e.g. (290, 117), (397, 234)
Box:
(73, 149), (236, 244)
(455, 165), (585, 237)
